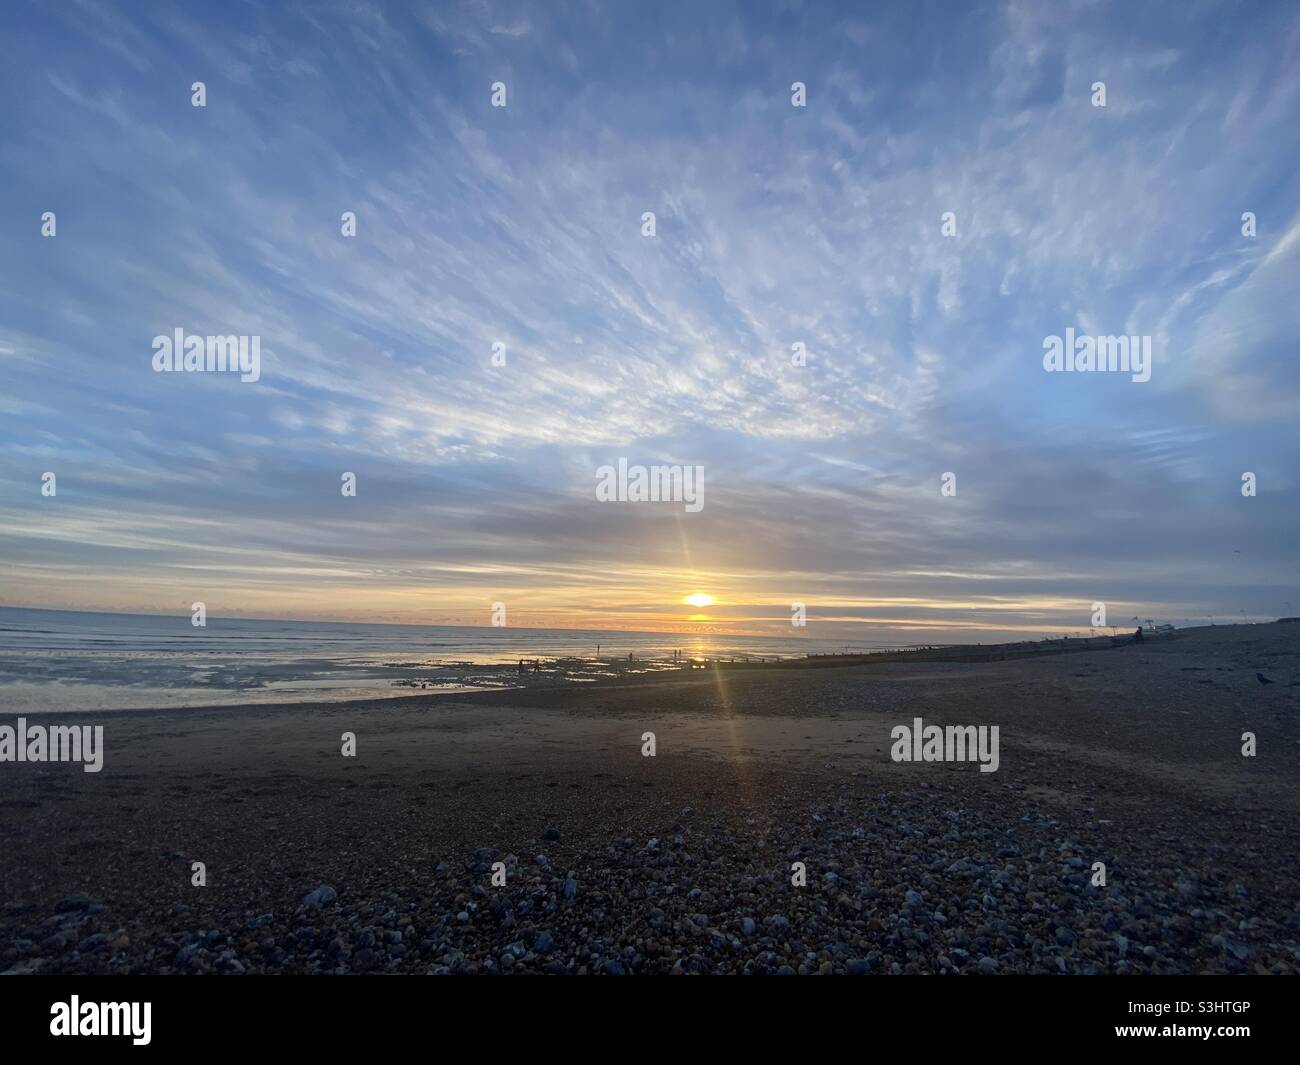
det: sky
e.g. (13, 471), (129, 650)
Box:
(1, 0), (1298, 643)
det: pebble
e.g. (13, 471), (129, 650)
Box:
(302, 885), (337, 909)
(15, 759), (1293, 977)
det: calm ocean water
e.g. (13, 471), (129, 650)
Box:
(0, 608), (882, 712)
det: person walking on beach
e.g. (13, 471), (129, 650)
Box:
(1133, 626), (1144, 644)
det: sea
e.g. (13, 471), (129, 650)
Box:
(0, 607), (891, 712)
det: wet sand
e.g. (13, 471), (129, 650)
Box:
(1, 623), (1297, 974)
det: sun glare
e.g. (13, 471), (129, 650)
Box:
(685, 593), (714, 608)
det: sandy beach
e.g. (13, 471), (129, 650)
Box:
(2, 623), (1297, 975)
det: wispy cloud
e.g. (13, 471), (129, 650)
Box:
(1, 0), (1297, 638)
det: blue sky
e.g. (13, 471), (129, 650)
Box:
(1, 0), (1298, 640)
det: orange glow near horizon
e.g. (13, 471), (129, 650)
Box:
(8, 566), (1156, 641)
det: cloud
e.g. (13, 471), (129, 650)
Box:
(1, 0), (1297, 636)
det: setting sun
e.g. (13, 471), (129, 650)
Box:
(685, 593), (714, 608)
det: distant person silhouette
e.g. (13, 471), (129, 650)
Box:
(1133, 627), (1144, 644)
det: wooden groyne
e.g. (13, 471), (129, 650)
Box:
(690, 631), (1182, 672)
